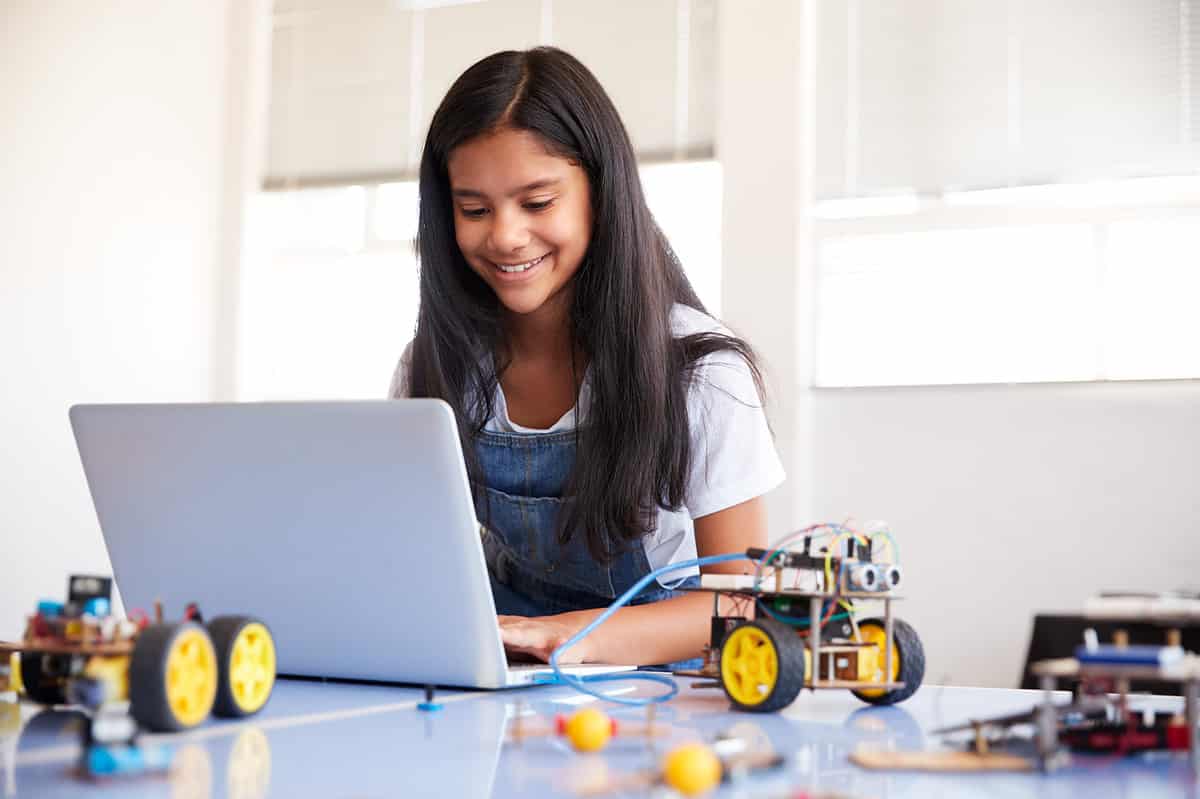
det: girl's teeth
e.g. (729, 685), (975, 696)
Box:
(497, 254), (544, 273)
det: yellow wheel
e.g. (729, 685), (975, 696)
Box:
(852, 618), (924, 705)
(719, 619), (805, 713)
(855, 622), (898, 698)
(8, 651), (23, 696)
(209, 616), (276, 718)
(130, 623), (218, 732)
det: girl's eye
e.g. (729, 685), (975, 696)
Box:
(524, 199), (554, 211)
(459, 207), (488, 218)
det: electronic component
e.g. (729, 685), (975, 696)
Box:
(699, 570), (823, 592)
(710, 616), (746, 651)
(847, 563), (881, 592)
(745, 547), (825, 571)
(700, 574), (765, 591)
(68, 576), (112, 605)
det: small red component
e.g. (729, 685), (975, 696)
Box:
(1166, 722), (1190, 751)
(555, 715), (567, 735)
(610, 719), (619, 736)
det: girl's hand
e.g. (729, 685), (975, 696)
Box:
(497, 613), (591, 664)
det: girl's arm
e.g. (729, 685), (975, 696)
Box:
(498, 495), (770, 665)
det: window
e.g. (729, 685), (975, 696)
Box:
(237, 186), (418, 400)
(1103, 216), (1200, 380)
(237, 161), (723, 400)
(641, 160), (723, 316)
(814, 189), (1200, 387)
(812, 0), (1200, 387)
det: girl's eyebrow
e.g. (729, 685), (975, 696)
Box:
(451, 178), (563, 199)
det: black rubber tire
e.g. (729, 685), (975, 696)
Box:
(852, 618), (925, 706)
(129, 622), (216, 732)
(208, 615), (275, 718)
(720, 618), (807, 713)
(19, 652), (68, 705)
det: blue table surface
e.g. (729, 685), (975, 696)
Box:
(3, 677), (1195, 798)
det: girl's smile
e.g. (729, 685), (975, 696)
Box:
(447, 128), (593, 318)
(490, 251), (549, 277)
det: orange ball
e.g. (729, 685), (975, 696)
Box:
(562, 708), (614, 752)
(662, 742), (722, 796)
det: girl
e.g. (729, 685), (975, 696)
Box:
(389, 47), (784, 667)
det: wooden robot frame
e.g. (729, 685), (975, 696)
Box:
(0, 575), (277, 735)
(675, 538), (926, 713)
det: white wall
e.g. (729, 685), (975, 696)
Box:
(717, 0), (815, 531)
(717, 1), (1200, 688)
(0, 1), (253, 637)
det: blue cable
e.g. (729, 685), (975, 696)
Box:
(543, 553), (751, 706)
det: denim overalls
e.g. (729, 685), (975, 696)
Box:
(474, 428), (701, 667)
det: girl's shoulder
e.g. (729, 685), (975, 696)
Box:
(672, 304), (782, 512)
(669, 302), (728, 339)
(669, 303), (759, 402)
(669, 303), (749, 372)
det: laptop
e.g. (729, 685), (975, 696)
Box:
(69, 399), (631, 689)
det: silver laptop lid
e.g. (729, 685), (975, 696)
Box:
(69, 399), (511, 688)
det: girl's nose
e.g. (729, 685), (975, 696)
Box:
(488, 207), (530, 253)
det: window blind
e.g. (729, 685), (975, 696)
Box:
(265, 0), (716, 188)
(815, 0), (1200, 199)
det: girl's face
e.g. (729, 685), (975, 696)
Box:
(447, 128), (593, 320)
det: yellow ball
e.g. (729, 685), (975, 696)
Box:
(662, 742), (722, 796)
(564, 708), (613, 752)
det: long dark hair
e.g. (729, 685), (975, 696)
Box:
(410, 46), (765, 562)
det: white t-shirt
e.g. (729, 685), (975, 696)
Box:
(388, 304), (786, 586)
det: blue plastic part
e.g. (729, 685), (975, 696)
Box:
(37, 601), (64, 617)
(86, 743), (173, 777)
(83, 598), (111, 617)
(1075, 644), (1183, 667)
